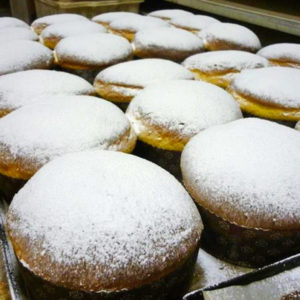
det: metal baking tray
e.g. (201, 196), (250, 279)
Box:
(184, 253), (300, 300)
(1, 194), (299, 300)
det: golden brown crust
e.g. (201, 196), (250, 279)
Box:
(190, 68), (238, 88)
(0, 127), (136, 180)
(172, 24), (198, 33)
(133, 46), (202, 62)
(109, 28), (135, 42)
(41, 36), (60, 50)
(183, 178), (300, 231)
(129, 114), (189, 151)
(55, 50), (133, 71)
(94, 79), (140, 103)
(31, 23), (48, 35)
(268, 59), (300, 68)
(205, 39), (258, 53)
(8, 228), (199, 292)
(228, 87), (300, 121)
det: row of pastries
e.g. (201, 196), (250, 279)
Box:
(0, 9), (299, 300)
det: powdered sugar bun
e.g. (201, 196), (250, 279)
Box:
(0, 40), (53, 76)
(170, 15), (220, 33)
(0, 70), (94, 116)
(198, 23), (261, 52)
(7, 150), (202, 292)
(257, 43), (300, 68)
(133, 27), (205, 62)
(0, 17), (29, 29)
(148, 9), (193, 20)
(54, 33), (133, 70)
(181, 118), (300, 230)
(183, 50), (269, 88)
(0, 96), (136, 179)
(228, 67), (300, 121)
(31, 13), (88, 35)
(94, 58), (194, 103)
(0, 27), (38, 42)
(92, 11), (138, 28)
(40, 20), (107, 49)
(109, 15), (169, 41)
(126, 80), (242, 151)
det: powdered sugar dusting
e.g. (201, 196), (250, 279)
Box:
(32, 14), (88, 28)
(230, 67), (300, 108)
(171, 15), (220, 31)
(0, 27), (38, 42)
(198, 23), (261, 51)
(0, 17), (29, 29)
(181, 118), (300, 229)
(41, 20), (106, 40)
(148, 9), (193, 20)
(126, 80), (242, 138)
(92, 12), (138, 24)
(109, 15), (169, 32)
(0, 40), (53, 76)
(190, 249), (252, 291)
(183, 50), (269, 72)
(96, 58), (194, 87)
(133, 27), (205, 52)
(0, 96), (134, 166)
(0, 70), (94, 111)
(257, 43), (300, 65)
(55, 33), (132, 67)
(7, 150), (202, 289)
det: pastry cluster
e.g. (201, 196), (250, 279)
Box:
(0, 10), (299, 300)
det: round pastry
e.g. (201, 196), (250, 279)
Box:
(0, 40), (53, 76)
(257, 43), (300, 68)
(0, 16), (29, 29)
(228, 67), (300, 122)
(6, 150), (202, 300)
(40, 20), (106, 49)
(31, 13), (88, 35)
(94, 58), (194, 107)
(0, 69), (94, 117)
(0, 95), (136, 179)
(132, 27), (205, 62)
(148, 9), (193, 21)
(0, 27), (38, 42)
(181, 118), (300, 267)
(126, 80), (242, 178)
(198, 23), (261, 52)
(92, 11), (138, 28)
(183, 50), (269, 88)
(170, 15), (220, 33)
(109, 15), (169, 42)
(54, 33), (133, 82)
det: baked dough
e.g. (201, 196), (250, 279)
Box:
(257, 43), (300, 68)
(0, 40), (53, 76)
(228, 67), (300, 121)
(40, 20), (106, 49)
(126, 80), (242, 151)
(6, 150), (202, 292)
(94, 58), (194, 103)
(198, 23), (261, 52)
(54, 33), (133, 70)
(133, 27), (205, 62)
(0, 69), (94, 117)
(183, 50), (269, 88)
(0, 95), (136, 179)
